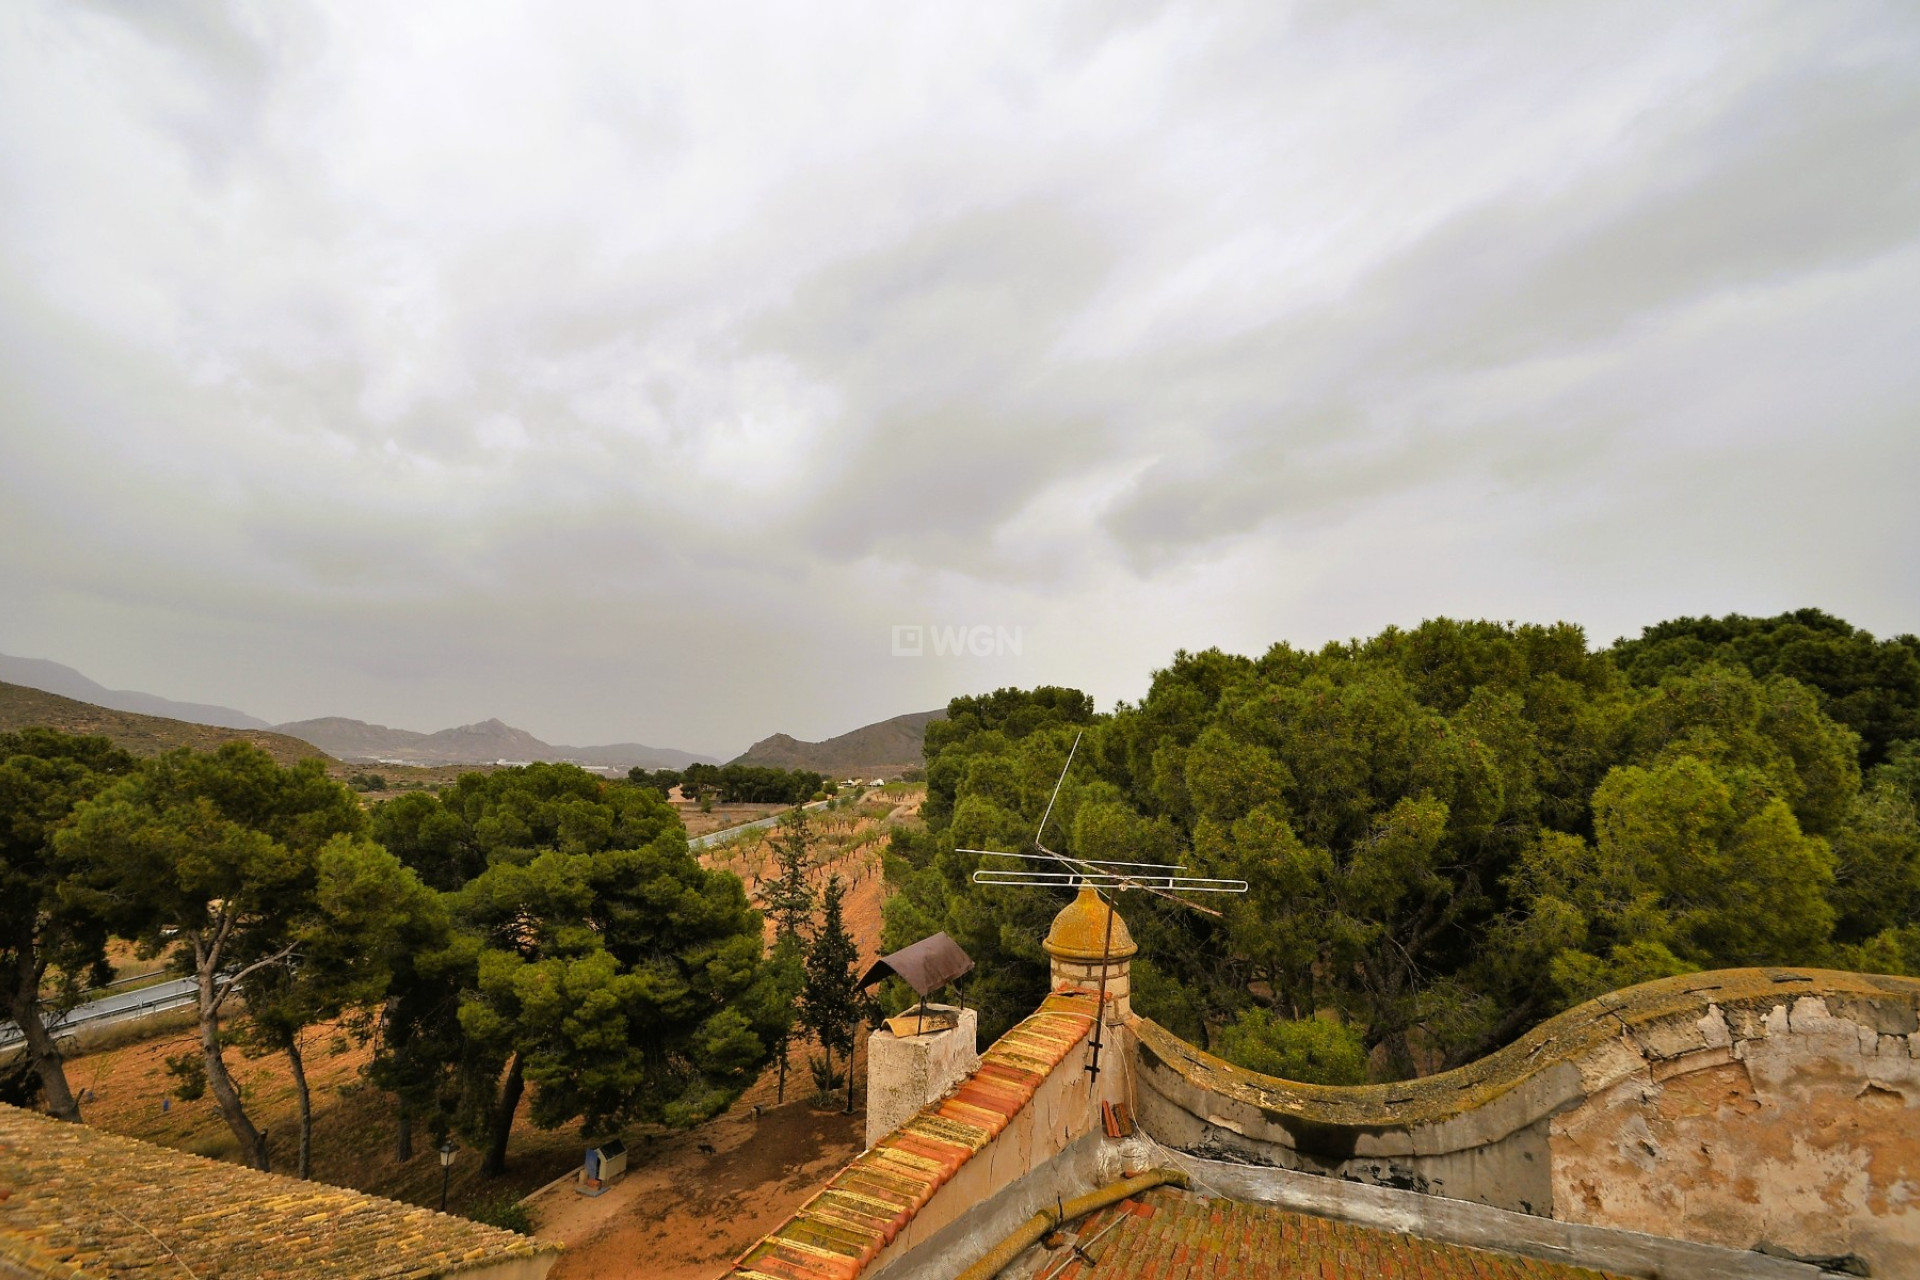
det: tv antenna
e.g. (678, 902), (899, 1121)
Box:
(956, 731), (1246, 1083)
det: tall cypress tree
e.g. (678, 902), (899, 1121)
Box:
(765, 806), (816, 943)
(763, 806), (816, 1102)
(801, 873), (860, 1111)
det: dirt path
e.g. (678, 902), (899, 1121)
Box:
(531, 1099), (865, 1280)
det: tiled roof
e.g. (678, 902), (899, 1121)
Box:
(0, 1104), (559, 1280)
(723, 990), (1098, 1280)
(1036, 1188), (1628, 1280)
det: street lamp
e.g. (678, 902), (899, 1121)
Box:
(438, 1140), (457, 1212)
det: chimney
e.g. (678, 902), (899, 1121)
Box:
(864, 1005), (979, 1149)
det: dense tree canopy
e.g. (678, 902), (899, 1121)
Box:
(887, 617), (1920, 1082)
(373, 762), (675, 892)
(1611, 608), (1920, 768)
(374, 763), (776, 1173)
(628, 764), (828, 806)
(237, 833), (438, 1177)
(19, 752), (777, 1178)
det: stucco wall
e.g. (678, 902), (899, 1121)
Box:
(1129, 968), (1920, 1275)
(1549, 990), (1919, 1271)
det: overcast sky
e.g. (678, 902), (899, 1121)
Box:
(2, 1), (1916, 757)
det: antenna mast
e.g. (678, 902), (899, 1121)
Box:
(960, 732), (1246, 1085)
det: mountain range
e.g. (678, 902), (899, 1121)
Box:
(0, 653), (939, 775)
(0, 653), (714, 769)
(273, 715), (714, 769)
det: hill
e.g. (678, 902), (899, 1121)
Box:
(412, 717), (550, 762)
(731, 709), (944, 777)
(0, 681), (330, 766)
(275, 714), (714, 769)
(548, 742), (715, 770)
(274, 716), (428, 758)
(0, 653), (269, 730)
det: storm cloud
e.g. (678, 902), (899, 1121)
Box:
(2, 1), (1916, 756)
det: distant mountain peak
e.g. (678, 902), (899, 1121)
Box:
(438, 718), (524, 736)
(731, 709), (944, 777)
(272, 712), (713, 770)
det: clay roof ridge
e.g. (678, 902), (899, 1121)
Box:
(723, 998), (1097, 1280)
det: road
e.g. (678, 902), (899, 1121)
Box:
(687, 798), (832, 850)
(0, 977), (208, 1051)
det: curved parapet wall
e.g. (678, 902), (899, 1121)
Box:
(1131, 968), (1920, 1274)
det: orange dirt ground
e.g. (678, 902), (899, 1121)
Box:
(676, 799), (790, 838)
(51, 790), (918, 1278)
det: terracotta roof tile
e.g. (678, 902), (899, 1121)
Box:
(0, 1104), (558, 1280)
(1046, 1189), (1628, 1280)
(721, 991), (1098, 1280)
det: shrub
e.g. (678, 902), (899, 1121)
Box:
(465, 1191), (533, 1235)
(163, 1051), (207, 1101)
(1215, 1009), (1368, 1085)
(808, 1053), (844, 1103)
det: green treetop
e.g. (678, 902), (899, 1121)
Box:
(59, 743), (365, 1170)
(0, 728), (137, 1121)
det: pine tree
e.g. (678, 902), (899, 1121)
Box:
(801, 873), (860, 1111)
(764, 806), (816, 1102)
(765, 806), (816, 945)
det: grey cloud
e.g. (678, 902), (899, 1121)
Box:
(753, 201), (1119, 560)
(1, 1), (1916, 751)
(1099, 21), (1920, 560)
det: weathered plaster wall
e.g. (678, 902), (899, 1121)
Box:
(1145, 1146), (1823, 1280)
(1549, 991), (1920, 1272)
(1130, 969), (1920, 1275)
(867, 1130), (1115, 1280)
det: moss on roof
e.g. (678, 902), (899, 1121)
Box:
(1044, 886), (1138, 963)
(1039, 1186), (1627, 1280)
(0, 1104), (558, 1280)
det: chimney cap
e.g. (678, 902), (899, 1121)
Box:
(858, 931), (973, 995)
(1044, 885), (1138, 962)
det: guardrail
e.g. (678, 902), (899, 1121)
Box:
(0, 975), (229, 1050)
(687, 797), (833, 850)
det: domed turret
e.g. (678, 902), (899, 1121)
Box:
(1043, 884), (1136, 1018)
(1044, 885), (1138, 962)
